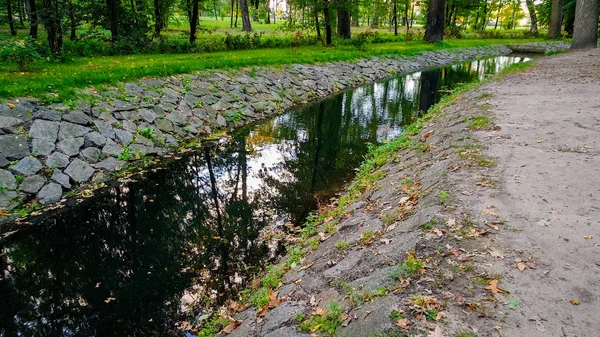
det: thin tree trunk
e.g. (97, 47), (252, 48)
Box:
(190, 0), (199, 43)
(230, 0), (234, 27)
(28, 0), (38, 37)
(213, 0), (218, 20)
(525, 0), (538, 35)
(315, 3), (321, 37)
(571, 0), (598, 48)
(548, 0), (563, 38)
(41, 0), (63, 55)
(393, 0), (398, 35)
(106, 0), (119, 41)
(424, 0), (446, 42)
(7, 0), (17, 36)
(240, 0), (251, 31)
(154, 0), (162, 37)
(69, 0), (76, 40)
(494, 0), (503, 29)
(18, 0), (25, 27)
(323, 0), (332, 44)
(235, 0), (239, 27)
(481, 0), (487, 30)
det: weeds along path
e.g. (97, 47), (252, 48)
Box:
(223, 49), (600, 337)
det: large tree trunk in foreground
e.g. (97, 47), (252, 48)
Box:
(323, 0), (332, 45)
(189, 0), (199, 43)
(423, 0), (445, 42)
(337, 8), (351, 38)
(548, 0), (563, 38)
(525, 0), (538, 35)
(571, 0), (598, 48)
(240, 0), (251, 31)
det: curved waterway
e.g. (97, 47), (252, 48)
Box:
(0, 55), (529, 336)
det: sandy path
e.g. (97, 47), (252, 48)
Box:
(480, 49), (600, 336)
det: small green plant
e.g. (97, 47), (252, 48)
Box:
(139, 128), (155, 139)
(440, 190), (449, 203)
(224, 109), (245, 123)
(15, 175), (24, 184)
(394, 252), (425, 279)
(390, 310), (403, 320)
(425, 309), (438, 321)
(197, 314), (230, 337)
(335, 240), (350, 250)
(360, 230), (376, 245)
(467, 116), (490, 130)
(457, 331), (478, 337)
(0, 37), (42, 71)
(65, 100), (78, 110)
(250, 287), (270, 308)
(117, 148), (134, 161)
(300, 302), (344, 336)
(421, 219), (437, 230)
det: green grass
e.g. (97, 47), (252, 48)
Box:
(300, 302), (344, 336)
(0, 38), (546, 101)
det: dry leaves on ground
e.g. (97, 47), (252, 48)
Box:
(485, 280), (505, 294)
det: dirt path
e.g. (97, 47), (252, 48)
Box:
(475, 49), (600, 336)
(223, 50), (600, 337)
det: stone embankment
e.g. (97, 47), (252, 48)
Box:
(0, 42), (568, 215)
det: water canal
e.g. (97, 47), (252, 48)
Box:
(0, 55), (529, 336)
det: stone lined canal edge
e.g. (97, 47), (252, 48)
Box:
(0, 42), (569, 218)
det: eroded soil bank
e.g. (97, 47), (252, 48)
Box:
(222, 49), (600, 337)
(0, 42), (568, 221)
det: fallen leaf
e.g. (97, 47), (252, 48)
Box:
(103, 297), (116, 303)
(508, 299), (518, 310)
(570, 300), (580, 305)
(584, 235), (593, 239)
(221, 320), (242, 334)
(537, 219), (550, 227)
(427, 326), (444, 337)
(299, 261), (315, 271)
(380, 238), (392, 245)
(483, 208), (497, 217)
(255, 304), (269, 317)
(314, 307), (325, 316)
(489, 249), (505, 260)
(517, 262), (526, 271)
(311, 323), (323, 332)
(446, 218), (456, 227)
(268, 290), (284, 308)
(385, 223), (397, 232)
(7, 103), (15, 109)
(485, 280), (505, 294)
(396, 318), (410, 329)
(363, 310), (372, 319)
(149, 199), (154, 203)
(423, 130), (435, 140)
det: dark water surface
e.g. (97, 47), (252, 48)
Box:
(0, 56), (529, 336)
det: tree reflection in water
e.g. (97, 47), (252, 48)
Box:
(0, 56), (528, 337)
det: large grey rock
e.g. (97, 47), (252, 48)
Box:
(0, 100), (34, 120)
(0, 135), (29, 159)
(64, 158), (95, 182)
(102, 139), (123, 156)
(139, 109), (157, 123)
(0, 155), (8, 168)
(30, 120), (59, 142)
(31, 139), (55, 156)
(37, 183), (62, 205)
(80, 147), (101, 163)
(84, 132), (107, 148)
(119, 110), (140, 122)
(0, 116), (23, 132)
(155, 118), (173, 132)
(0, 190), (20, 210)
(57, 137), (85, 156)
(128, 144), (156, 155)
(18, 175), (46, 193)
(261, 301), (307, 335)
(94, 157), (126, 172)
(0, 169), (17, 190)
(51, 170), (71, 189)
(59, 122), (91, 140)
(32, 109), (61, 121)
(114, 129), (133, 145)
(62, 110), (93, 125)
(264, 327), (309, 337)
(46, 152), (70, 169)
(93, 120), (116, 139)
(11, 157), (42, 175)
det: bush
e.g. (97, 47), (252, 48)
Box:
(223, 32), (264, 50)
(0, 37), (43, 71)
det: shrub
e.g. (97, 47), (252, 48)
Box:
(0, 37), (43, 71)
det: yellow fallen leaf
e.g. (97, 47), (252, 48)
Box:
(103, 297), (116, 303)
(584, 236), (593, 239)
(517, 262), (526, 271)
(485, 280), (505, 294)
(570, 300), (580, 305)
(311, 323), (323, 332)
(7, 103), (16, 109)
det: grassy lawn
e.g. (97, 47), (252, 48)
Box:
(0, 23), (547, 102)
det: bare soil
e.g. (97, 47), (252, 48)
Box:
(226, 49), (600, 337)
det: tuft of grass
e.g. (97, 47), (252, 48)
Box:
(440, 190), (449, 203)
(335, 240), (350, 250)
(393, 252), (425, 279)
(300, 302), (344, 336)
(467, 116), (490, 130)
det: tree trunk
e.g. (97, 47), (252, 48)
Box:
(235, 0), (239, 27)
(323, 0), (332, 45)
(18, 0), (25, 27)
(213, 0), (218, 20)
(154, 0), (162, 37)
(315, 4), (321, 37)
(68, 0), (76, 40)
(424, 0), (446, 42)
(41, 0), (63, 55)
(548, 0), (563, 38)
(7, 0), (17, 36)
(571, 0), (598, 48)
(28, 0), (38, 38)
(240, 0), (251, 31)
(230, 0), (234, 27)
(190, 0), (199, 43)
(337, 7), (351, 38)
(525, 0), (537, 35)
(481, 0), (487, 30)
(106, 0), (119, 41)
(494, 0), (503, 30)
(393, 0), (398, 35)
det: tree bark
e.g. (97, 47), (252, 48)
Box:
(424, 0), (446, 42)
(337, 7), (351, 38)
(154, 0), (163, 37)
(7, 0), (17, 36)
(41, 0), (63, 55)
(392, 0), (398, 36)
(548, 0), (563, 38)
(190, 0), (199, 43)
(571, 0), (598, 48)
(68, 0), (76, 40)
(240, 0), (251, 31)
(28, 0), (38, 38)
(315, 3), (321, 37)
(106, 0), (119, 41)
(18, 0), (25, 27)
(525, 0), (538, 35)
(323, 0), (332, 45)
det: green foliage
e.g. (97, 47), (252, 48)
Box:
(139, 128), (155, 139)
(0, 38), (42, 71)
(117, 147), (134, 161)
(456, 331), (478, 337)
(440, 190), (449, 203)
(394, 252), (424, 279)
(197, 314), (230, 337)
(250, 287), (270, 308)
(300, 302), (344, 336)
(467, 116), (490, 130)
(223, 32), (264, 50)
(335, 240), (350, 250)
